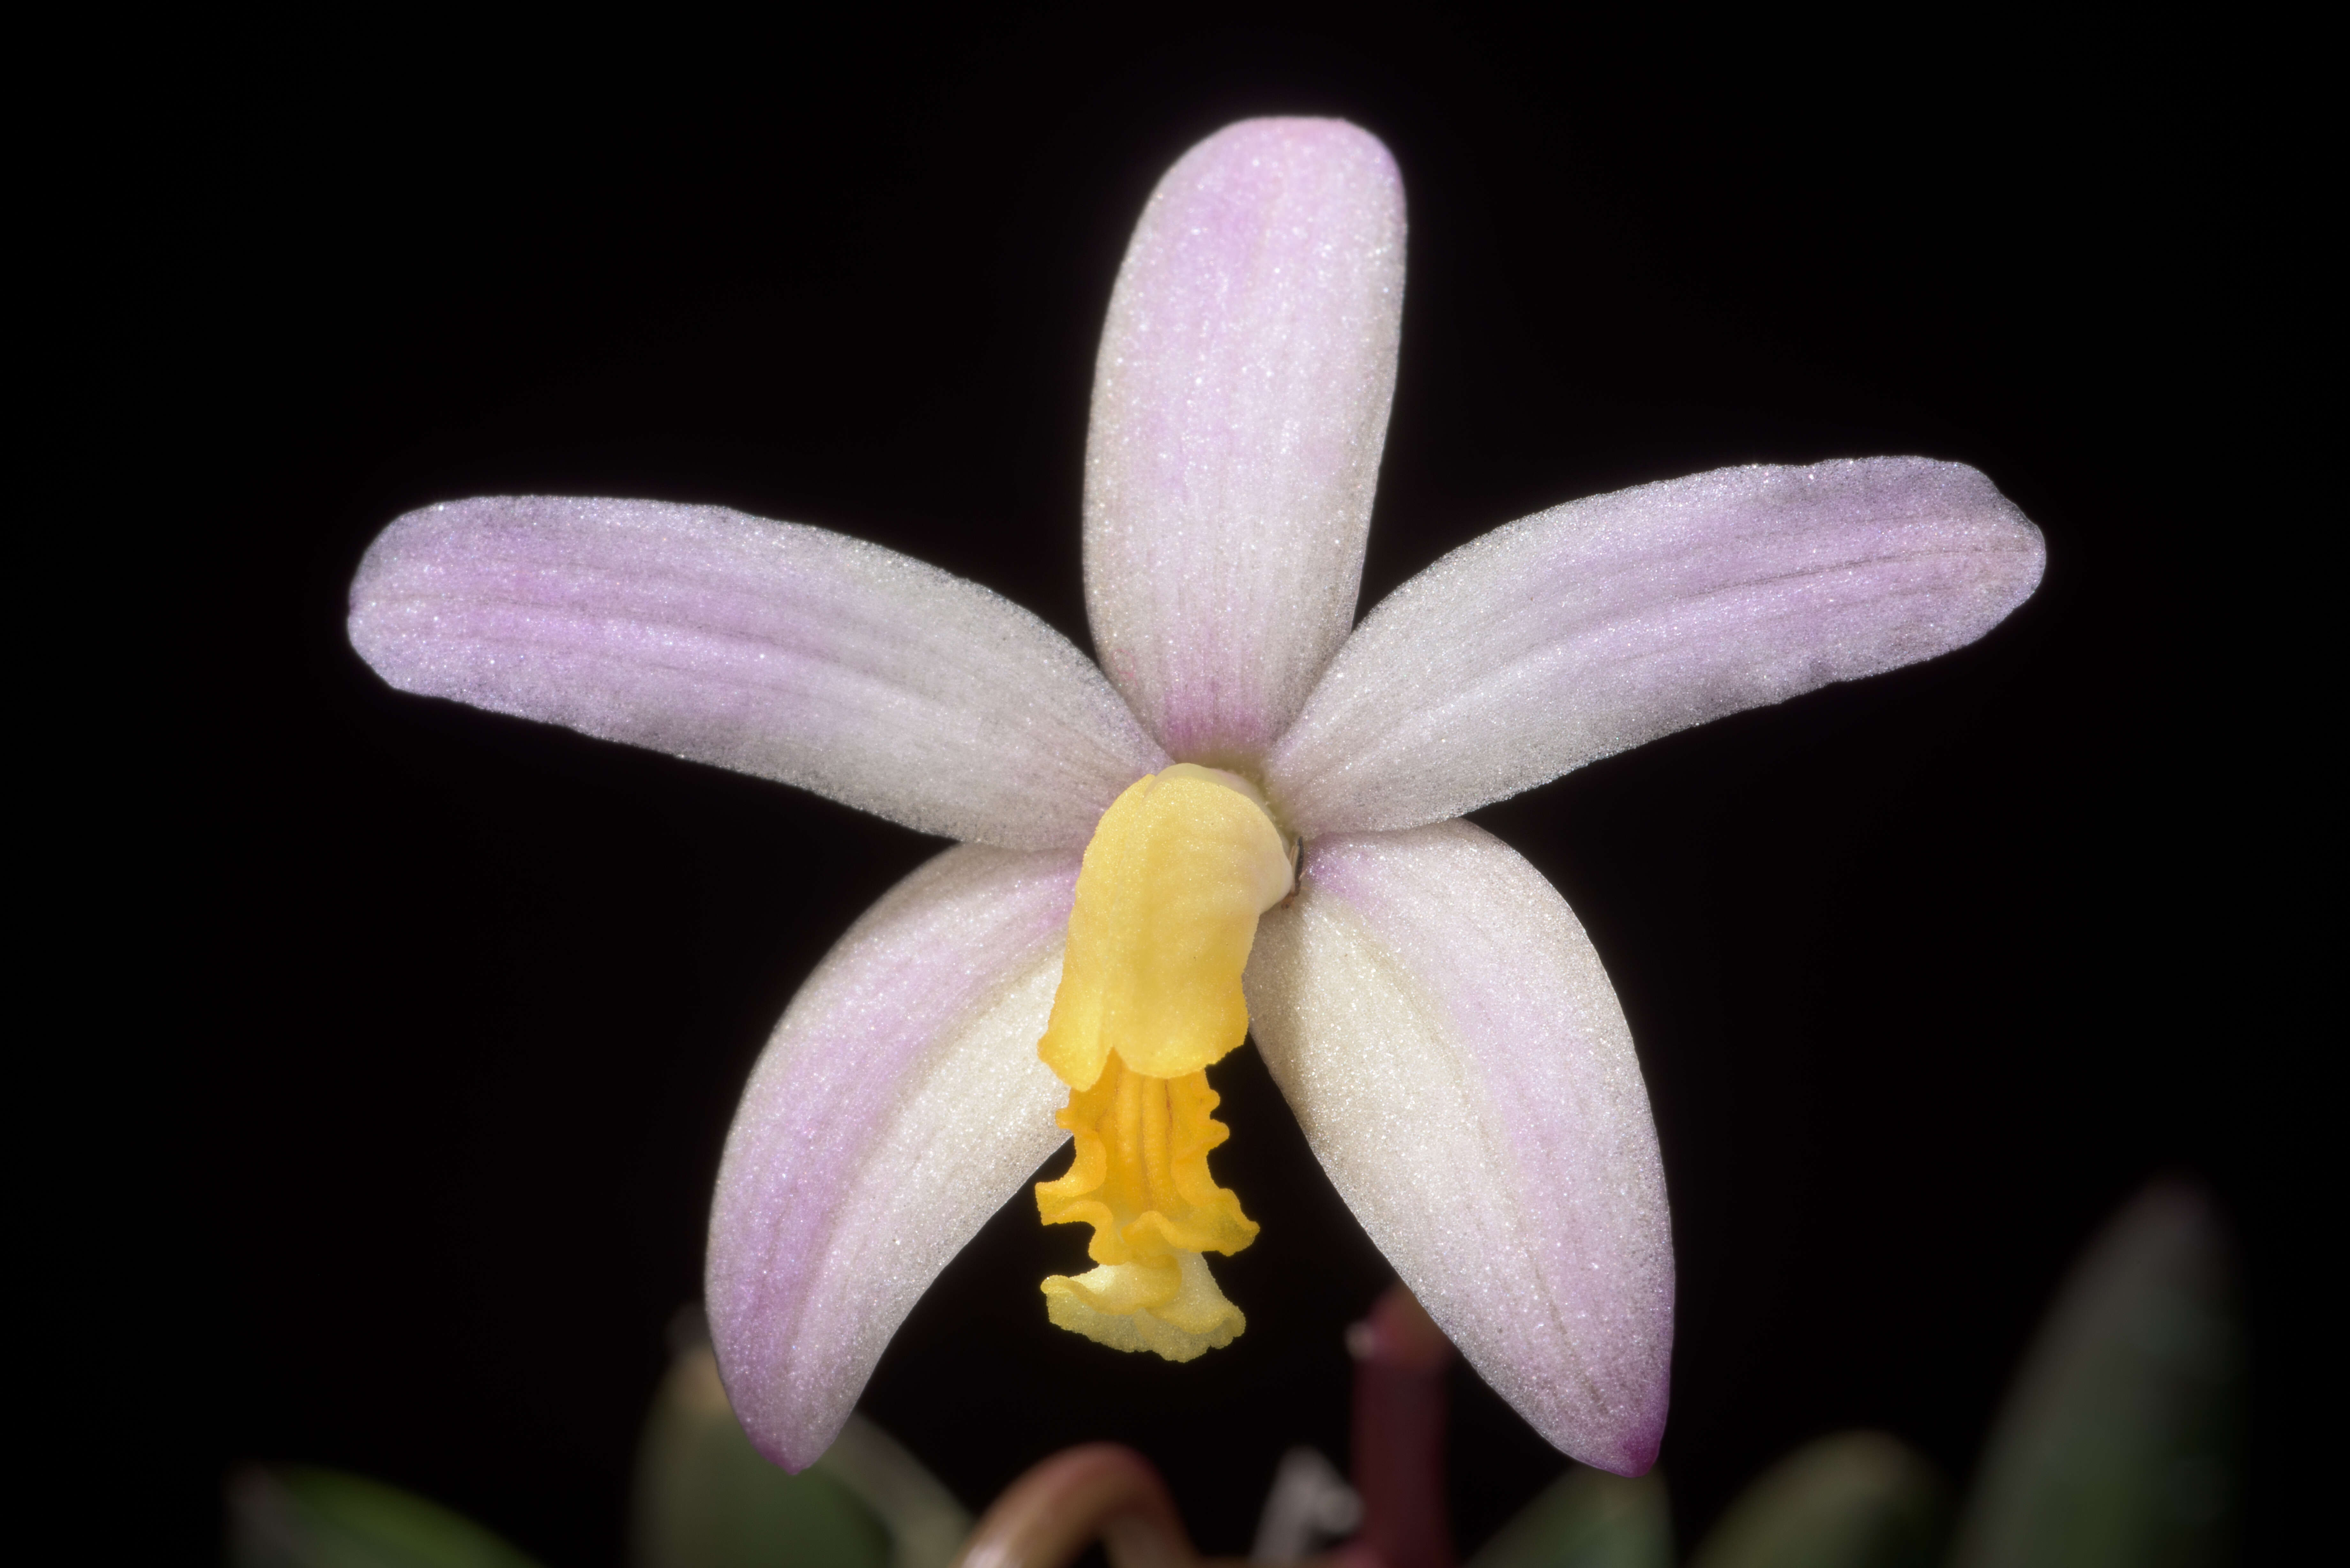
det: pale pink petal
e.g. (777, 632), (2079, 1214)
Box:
(350, 497), (1166, 849)
(1244, 821), (1672, 1474)
(706, 845), (1080, 1471)
(1084, 118), (1406, 763)
(1267, 459), (2044, 835)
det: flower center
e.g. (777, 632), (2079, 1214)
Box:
(1033, 764), (1293, 1359)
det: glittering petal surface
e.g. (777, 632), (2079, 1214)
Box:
(349, 496), (1167, 849)
(1084, 118), (1406, 763)
(1244, 821), (1672, 1474)
(1266, 458), (2045, 835)
(706, 845), (1080, 1471)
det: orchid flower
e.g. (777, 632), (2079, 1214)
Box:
(346, 118), (2043, 1479)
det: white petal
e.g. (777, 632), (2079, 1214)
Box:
(1267, 459), (2044, 834)
(707, 845), (1079, 1469)
(1084, 118), (1406, 762)
(1245, 821), (1672, 1473)
(350, 496), (1165, 849)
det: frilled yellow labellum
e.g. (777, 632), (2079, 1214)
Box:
(1033, 764), (1291, 1360)
(1036, 1054), (1260, 1359)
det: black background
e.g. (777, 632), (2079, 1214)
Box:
(204, 10), (2291, 1565)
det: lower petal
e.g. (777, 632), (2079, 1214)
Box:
(1244, 820), (1673, 1474)
(707, 844), (1080, 1470)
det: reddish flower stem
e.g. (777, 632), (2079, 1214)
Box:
(953, 1443), (1209, 1568)
(1343, 1285), (1456, 1568)
(950, 1284), (1456, 1568)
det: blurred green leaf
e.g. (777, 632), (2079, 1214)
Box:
(228, 1466), (545, 1568)
(1687, 1431), (1945, 1568)
(1950, 1178), (2243, 1568)
(812, 1408), (974, 1568)
(1467, 1465), (1673, 1568)
(633, 1323), (957, 1568)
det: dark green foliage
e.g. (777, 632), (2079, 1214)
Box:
(1949, 1181), (2242, 1568)
(1467, 1465), (1675, 1568)
(1687, 1432), (1944, 1568)
(228, 1466), (546, 1568)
